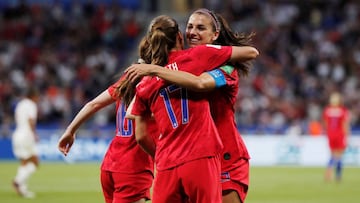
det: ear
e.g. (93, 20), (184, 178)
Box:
(177, 31), (184, 49)
(212, 31), (220, 42)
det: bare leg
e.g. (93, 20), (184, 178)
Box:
(132, 198), (146, 203)
(223, 190), (242, 203)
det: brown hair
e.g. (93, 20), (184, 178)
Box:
(146, 15), (179, 66)
(26, 87), (40, 99)
(112, 37), (149, 106)
(215, 13), (255, 77)
(193, 9), (256, 77)
(193, 8), (221, 32)
(113, 15), (180, 106)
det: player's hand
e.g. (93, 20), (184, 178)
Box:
(58, 132), (75, 156)
(125, 64), (153, 83)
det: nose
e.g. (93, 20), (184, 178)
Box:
(189, 28), (197, 36)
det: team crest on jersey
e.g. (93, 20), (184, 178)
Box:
(221, 171), (231, 182)
(206, 44), (221, 49)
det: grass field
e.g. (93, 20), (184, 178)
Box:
(0, 161), (359, 203)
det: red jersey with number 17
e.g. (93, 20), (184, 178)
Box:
(132, 45), (232, 171)
(101, 76), (157, 174)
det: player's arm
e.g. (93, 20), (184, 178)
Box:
(28, 116), (39, 142)
(134, 114), (156, 158)
(125, 96), (136, 119)
(229, 46), (259, 63)
(322, 111), (329, 134)
(343, 110), (351, 137)
(127, 92), (156, 157)
(58, 90), (114, 156)
(148, 67), (228, 92)
(125, 64), (230, 92)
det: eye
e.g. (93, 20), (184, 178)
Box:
(198, 26), (206, 31)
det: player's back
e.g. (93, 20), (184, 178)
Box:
(135, 74), (221, 171)
(134, 46), (236, 171)
(101, 79), (155, 174)
(133, 45), (236, 171)
(14, 98), (37, 133)
(323, 106), (348, 136)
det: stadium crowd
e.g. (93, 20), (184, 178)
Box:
(0, 0), (359, 136)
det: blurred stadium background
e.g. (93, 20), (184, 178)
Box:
(0, 0), (359, 202)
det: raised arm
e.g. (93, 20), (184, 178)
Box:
(229, 46), (259, 63)
(58, 90), (114, 156)
(126, 45), (258, 90)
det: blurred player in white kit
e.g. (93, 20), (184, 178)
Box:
(11, 87), (40, 198)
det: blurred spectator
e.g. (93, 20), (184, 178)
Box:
(228, 0), (360, 135)
(0, 1), (144, 133)
(1, 0), (360, 136)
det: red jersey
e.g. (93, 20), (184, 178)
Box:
(132, 45), (232, 171)
(210, 67), (250, 172)
(101, 77), (156, 173)
(322, 105), (349, 150)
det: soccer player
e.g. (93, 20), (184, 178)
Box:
(57, 38), (158, 203)
(128, 15), (258, 203)
(126, 9), (254, 203)
(323, 92), (350, 182)
(12, 87), (40, 198)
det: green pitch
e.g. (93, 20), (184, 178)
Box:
(0, 161), (359, 203)
(247, 166), (359, 203)
(0, 161), (103, 203)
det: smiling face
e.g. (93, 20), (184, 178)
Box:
(185, 13), (219, 48)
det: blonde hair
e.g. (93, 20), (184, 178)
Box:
(329, 92), (341, 106)
(113, 15), (179, 106)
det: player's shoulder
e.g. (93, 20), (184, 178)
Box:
(136, 76), (162, 96)
(16, 98), (36, 113)
(190, 44), (223, 51)
(20, 98), (35, 107)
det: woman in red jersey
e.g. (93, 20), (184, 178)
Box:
(126, 9), (255, 203)
(128, 15), (258, 203)
(323, 92), (350, 182)
(57, 38), (158, 203)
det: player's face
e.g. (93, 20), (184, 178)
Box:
(186, 13), (218, 48)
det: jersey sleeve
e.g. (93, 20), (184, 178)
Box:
(131, 92), (148, 116)
(197, 45), (232, 72)
(182, 45), (232, 74)
(131, 78), (152, 116)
